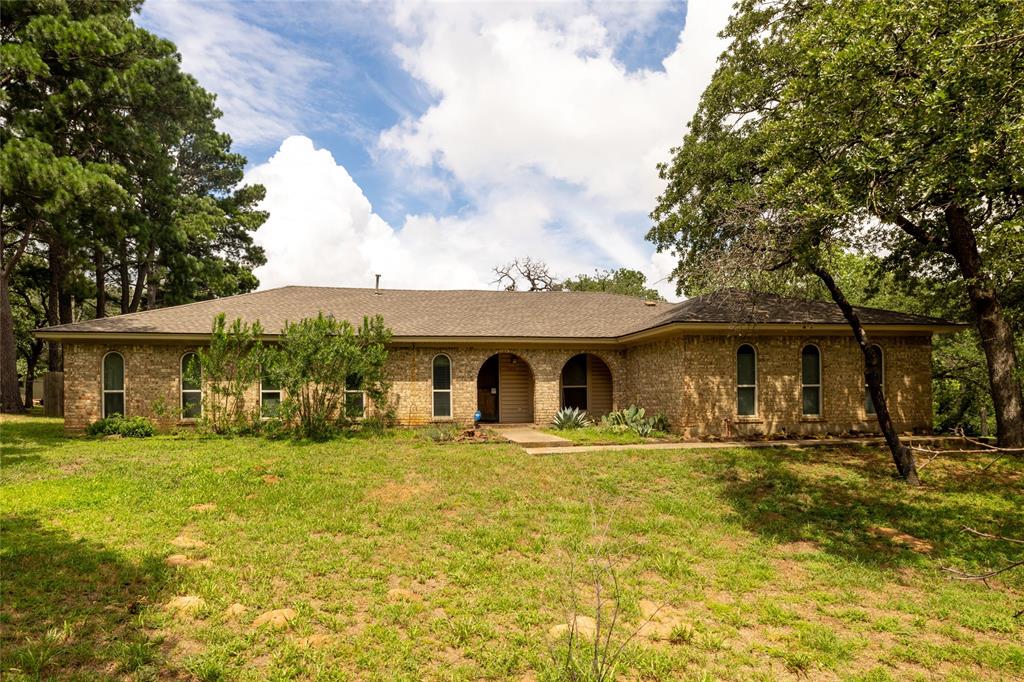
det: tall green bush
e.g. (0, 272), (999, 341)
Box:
(265, 314), (392, 439)
(194, 314), (264, 433)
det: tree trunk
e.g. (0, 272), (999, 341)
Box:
(811, 265), (920, 484)
(945, 204), (1024, 447)
(119, 245), (130, 314)
(23, 339), (42, 409)
(95, 246), (106, 318)
(46, 240), (64, 372)
(0, 271), (24, 413)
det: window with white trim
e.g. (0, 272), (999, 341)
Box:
(102, 352), (125, 417)
(801, 345), (821, 416)
(736, 344), (757, 416)
(865, 344), (884, 415)
(345, 373), (365, 419)
(180, 352), (202, 419)
(432, 354), (452, 418)
(260, 370), (281, 418)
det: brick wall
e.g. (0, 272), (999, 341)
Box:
(61, 334), (932, 436)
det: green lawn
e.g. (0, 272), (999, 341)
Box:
(2, 415), (1022, 681)
(541, 426), (674, 445)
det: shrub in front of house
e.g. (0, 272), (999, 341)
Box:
(86, 414), (156, 438)
(551, 407), (593, 430)
(601, 405), (670, 437)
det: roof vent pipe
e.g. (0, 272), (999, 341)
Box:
(375, 274), (381, 294)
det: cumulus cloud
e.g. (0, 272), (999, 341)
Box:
(380, 1), (731, 213)
(209, 2), (733, 299)
(246, 136), (596, 291)
(139, 0), (326, 146)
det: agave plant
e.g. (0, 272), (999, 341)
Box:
(552, 407), (593, 430)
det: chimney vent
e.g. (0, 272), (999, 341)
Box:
(375, 274), (381, 293)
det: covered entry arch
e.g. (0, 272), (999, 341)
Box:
(560, 353), (613, 418)
(476, 353), (534, 423)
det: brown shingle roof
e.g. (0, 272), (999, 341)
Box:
(648, 289), (956, 328)
(36, 286), (959, 340)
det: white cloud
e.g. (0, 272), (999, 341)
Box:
(380, 0), (731, 213)
(246, 136), (596, 291)
(234, 2), (733, 300)
(138, 0), (326, 146)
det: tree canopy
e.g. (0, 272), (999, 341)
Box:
(649, 0), (1024, 449)
(1, 0), (267, 411)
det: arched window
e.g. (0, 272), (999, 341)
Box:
(801, 345), (821, 416)
(865, 344), (884, 415)
(260, 368), (281, 418)
(432, 354), (452, 418)
(102, 352), (125, 417)
(181, 352), (202, 419)
(736, 344), (757, 416)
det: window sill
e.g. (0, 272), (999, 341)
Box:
(734, 416), (764, 424)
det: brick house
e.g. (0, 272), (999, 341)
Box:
(36, 287), (960, 436)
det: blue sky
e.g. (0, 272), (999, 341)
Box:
(137, 1), (730, 299)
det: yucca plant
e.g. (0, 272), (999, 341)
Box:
(552, 407), (592, 430)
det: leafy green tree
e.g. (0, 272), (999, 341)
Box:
(1, 0), (268, 412)
(562, 268), (664, 301)
(193, 314), (264, 434)
(651, 0), (1024, 453)
(265, 315), (392, 440)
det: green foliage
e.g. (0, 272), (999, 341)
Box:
(649, 0), (1024, 440)
(422, 423), (463, 443)
(1, 0), (268, 411)
(264, 314), (393, 440)
(551, 407), (593, 430)
(601, 405), (668, 437)
(194, 314), (264, 434)
(85, 414), (155, 438)
(562, 268), (664, 301)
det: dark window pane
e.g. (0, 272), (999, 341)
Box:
(802, 387), (820, 416)
(562, 386), (587, 411)
(103, 353), (124, 391)
(432, 356), (451, 390)
(865, 388), (876, 415)
(261, 392), (281, 418)
(433, 390), (451, 417)
(261, 373), (279, 391)
(345, 391), (364, 418)
(737, 386), (756, 416)
(181, 353), (201, 390)
(737, 346), (756, 385)
(182, 391), (202, 418)
(562, 354), (587, 386)
(345, 373), (362, 391)
(801, 346), (820, 384)
(104, 392), (124, 417)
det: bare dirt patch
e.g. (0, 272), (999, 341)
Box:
(252, 608), (297, 629)
(775, 540), (821, 555)
(869, 526), (933, 553)
(164, 554), (212, 568)
(366, 477), (435, 504)
(164, 595), (205, 614)
(224, 603), (248, 619)
(189, 502), (217, 512)
(261, 474), (282, 484)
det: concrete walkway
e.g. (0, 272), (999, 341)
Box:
(523, 435), (949, 456)
(490, 425), (573, 448)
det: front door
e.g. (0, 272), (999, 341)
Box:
(477, 354), (500, 422)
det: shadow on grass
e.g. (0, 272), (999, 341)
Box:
(0, 417), (66, 453)
(0, 515), (177, 678)
(706, 447), (1024, 576)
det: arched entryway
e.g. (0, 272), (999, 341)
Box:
(560, 353), (613, 418)
(476, 353), (534, 423)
